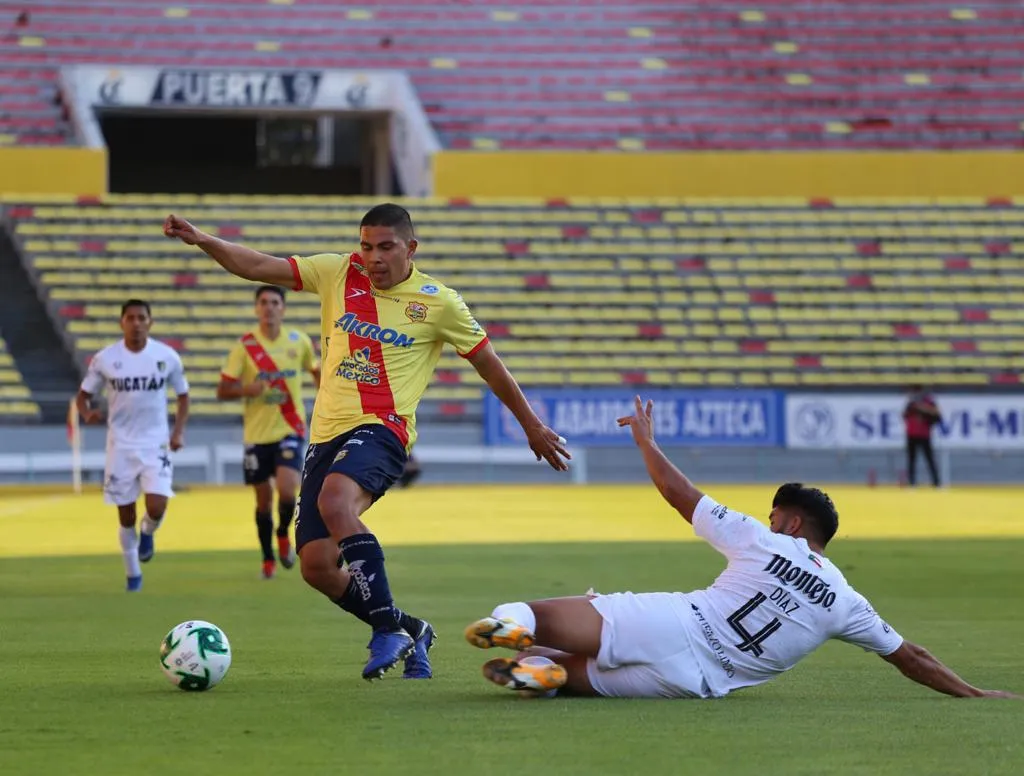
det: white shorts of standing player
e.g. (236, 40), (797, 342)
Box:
(103, 446), (175, 506)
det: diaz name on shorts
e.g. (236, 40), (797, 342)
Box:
(81, 339), (189, 450)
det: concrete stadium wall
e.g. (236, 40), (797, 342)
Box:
(433, 151), (1024, 199)
(0, 147), (107, 196)
(5, 148), (1024, 200)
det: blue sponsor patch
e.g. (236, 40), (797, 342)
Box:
(420, 284), (439, 295)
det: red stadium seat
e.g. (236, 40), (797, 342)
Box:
(3, 0), (1024, 148)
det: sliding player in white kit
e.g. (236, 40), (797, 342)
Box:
(76, 299), (190, 592)
(465, 397), (1019, 701)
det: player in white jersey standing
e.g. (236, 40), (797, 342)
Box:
(75, 299), (190, 592)
(464, 397), (1019, 701)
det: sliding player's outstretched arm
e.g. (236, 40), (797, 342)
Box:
(840, 594), (1018, 700)
(882, 641), (1019, 699)
(163, 214), (297, 288)
(617, 396), (703, 523)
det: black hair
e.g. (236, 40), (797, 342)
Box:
(121, 299), (151, 318)
(360, 203), (415, 241)
(255, 285), (286, 302)
(772, 483), (839, 546)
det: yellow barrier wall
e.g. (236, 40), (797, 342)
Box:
(0, 148), (107, 196)
(433, 151), (1024, 198)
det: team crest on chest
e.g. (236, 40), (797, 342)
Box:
(405, 301), (428, 323)
(156, 361), (166, 372)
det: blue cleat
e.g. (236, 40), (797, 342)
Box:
(362, 628), (414, 681)
(403, 621), (436, 679)
(138, 532), (154, 563)
(126, 575), (143, 592)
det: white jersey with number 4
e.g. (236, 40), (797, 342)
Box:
(80, 339), (189, 450)
(681, 496), (904, 697)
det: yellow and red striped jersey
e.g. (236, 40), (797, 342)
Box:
(221, 328), (316, 445)
(287, 252), (487, 449)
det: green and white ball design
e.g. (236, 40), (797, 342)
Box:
(159, 620), (232, 692)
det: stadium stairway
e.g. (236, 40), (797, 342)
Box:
(0, 221), (81, 422)
(0, 333), (39, 421)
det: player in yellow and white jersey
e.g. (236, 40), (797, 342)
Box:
(164, 204), (570, 682)
(217, 285), (320, 580)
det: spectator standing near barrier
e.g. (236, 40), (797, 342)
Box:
(903, 385), (941, 487)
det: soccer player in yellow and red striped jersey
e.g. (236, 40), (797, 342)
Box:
(164, 204), (570, 682)
(217, 285), (320, 580)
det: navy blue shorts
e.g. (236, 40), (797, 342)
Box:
(242, 435), (304, 486)
(294, 424), (408, 551)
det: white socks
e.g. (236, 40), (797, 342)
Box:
(119, 525), (141, 577)
(491, 601), (537, 633)
(140, 513), (162, 536)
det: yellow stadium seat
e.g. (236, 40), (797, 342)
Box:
(11, 196), (1023, 394)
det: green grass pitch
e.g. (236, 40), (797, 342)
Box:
(1, 538), (1021, 776)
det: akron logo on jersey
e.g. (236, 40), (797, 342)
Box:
(333, 313), (415, 348)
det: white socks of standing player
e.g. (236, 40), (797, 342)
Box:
(119, 526), (141, 577)
(140, 513), (162, 536)
(491, 601), (537, 633)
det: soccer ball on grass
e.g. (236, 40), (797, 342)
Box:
(159, 620), (232, 691)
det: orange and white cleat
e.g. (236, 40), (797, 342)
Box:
(482, 657), (567, 694)
(464, 617), (536, 651)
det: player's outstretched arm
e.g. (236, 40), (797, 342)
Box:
(74, 389), (102, 424)
(882, 641), (1019, 699)
(216, 376), (266, 401)
(617, 396), (704, 524)
(467, 343), (570, 471)
(170, 393), (189, 451)
(163, 214), (297, 288)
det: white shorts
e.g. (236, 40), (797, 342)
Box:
(587, 592), (712, 699)
(103, 446), (175, 506)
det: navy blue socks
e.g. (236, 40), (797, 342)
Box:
(255, 510), (274, 562)
(338, 533), (402, 632)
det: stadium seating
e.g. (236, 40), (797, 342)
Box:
(2, 1), (1024, 149)
(3, 194), (1023, 418)
(0, 332), (40, 420)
